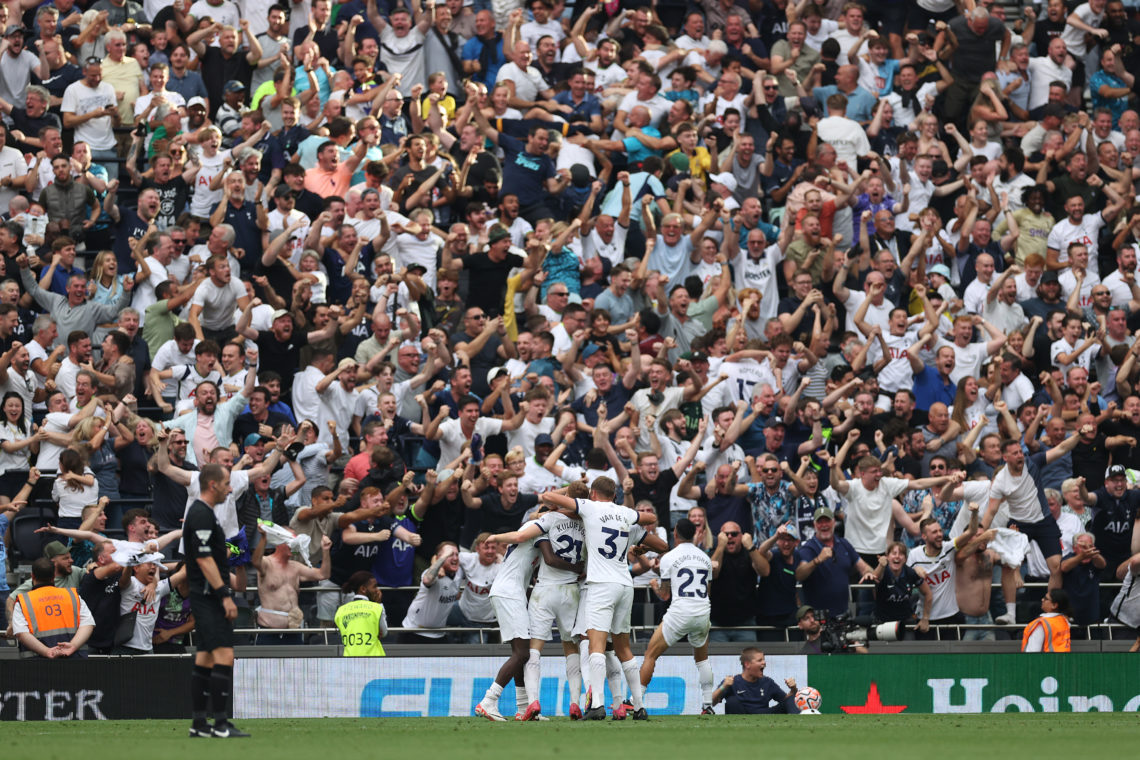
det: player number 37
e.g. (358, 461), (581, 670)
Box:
(598, 527), (629, 559)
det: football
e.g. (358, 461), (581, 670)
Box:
(795, 687), (822, 712)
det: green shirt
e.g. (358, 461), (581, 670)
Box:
(143, 299), (178, 360)
(335, 597), (387, 657)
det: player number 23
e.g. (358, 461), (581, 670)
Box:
(597, 527), (629, 559)
(676, 568), (709, 598)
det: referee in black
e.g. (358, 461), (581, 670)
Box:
(185, 464), (249, 738)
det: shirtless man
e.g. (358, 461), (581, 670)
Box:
(955, 528), (999, 642)
(252, 527), (332, 641)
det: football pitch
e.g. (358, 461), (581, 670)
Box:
(7, 714), (1136, 759)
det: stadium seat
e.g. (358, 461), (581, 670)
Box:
(10, 505), (59, 562)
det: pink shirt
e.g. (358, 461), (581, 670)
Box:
(194, 413), (221, 466)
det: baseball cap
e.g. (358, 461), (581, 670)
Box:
(187, 96), (208, 110)
(405, 262), (428, 274)
(44, 540), (70, 558)
(272, 184), (294, 198)
(709, 172), (738, 193)
(534, 433), (555, 448)
(487, 366), (510, 383)
(5, 25), (25, 38)
(1040, 271), (1060, 284)
(336, 358), (358, 373)
(765, 417), (787, 429)
(243, 433), (271, 447)
(776, 523), (799, 541)
(680, 350), (709, 363)
(813, 506), (835, 521)
(928, 263), (951, 279)
(270, 308), (290, 321)
(581, 344), (600, 359)
(487, 224), (510, 245)
(224, 80), (246, 94)
(1107, 464), (1127, 479)
(569, 163), (592, 188)
(796, 604), (815, 621)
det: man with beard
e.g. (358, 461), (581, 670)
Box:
(163, 371), (257, 466)
(187, 21), (262, 118)
(131, 153), (193, 231)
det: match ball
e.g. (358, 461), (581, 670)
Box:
(795, 687), (822, 712)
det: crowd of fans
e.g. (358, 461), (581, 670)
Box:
(3, 0), (1140, 655)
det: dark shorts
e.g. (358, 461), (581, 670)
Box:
(1011, 514), (1063, 558)
(867, 2), (908, 35)
(189, 594), (234, 652)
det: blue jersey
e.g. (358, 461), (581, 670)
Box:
(372, 514), (418, 587)
(723, 675), (798, 714)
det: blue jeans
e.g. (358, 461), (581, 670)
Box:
(90, 150), (119, 182)
(963, 612), (995, 641)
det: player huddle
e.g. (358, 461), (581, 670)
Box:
(474, 476), (715, 721)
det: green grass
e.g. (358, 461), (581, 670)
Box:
(6, 715), (1138, 760)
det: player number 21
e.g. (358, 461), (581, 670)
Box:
(598, 527), (629, 559)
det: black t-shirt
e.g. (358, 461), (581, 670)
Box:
(1072, 433), (1111, 491)
(184, 500), (230, 594)
(756, 548), (797, 618)
(142, 176), (191, 232)
(464, 251), (524, 316)
(200, 47), (255, 119)
(479, 492), (539, 533)
(330, 516), (394, 585)
(294, 27), (340, 66)
(1090, 488), (1140, 573)
(78, 570), (122, 651)
(8, 108), (61, 155)
(874, 564), (924, 623)
(420, 495), (466, 562)
(150, 460), (198, 531)
(710, 548), (758, 624)
(632, 469), (680, 531)
(255, 329), (309, 395)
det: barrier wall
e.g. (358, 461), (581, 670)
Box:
(0, 659), (190, 720)
(233, 655), (807, 718)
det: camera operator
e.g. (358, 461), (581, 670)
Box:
(795, 605), (868, 655)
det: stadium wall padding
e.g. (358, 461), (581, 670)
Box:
(807, 654), (1140, 714)
(233, 655), (808, 718)
(0, 658), (191, 720)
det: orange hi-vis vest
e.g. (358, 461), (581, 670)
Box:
(1020, 614), (1071, 652)
(17, 586), (81, 648)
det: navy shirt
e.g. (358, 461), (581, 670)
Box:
(874, 564), (924, 623)
(756, 549), (798, 618)
(1090, 488), (1140, 575)
(723, 675), (799, 714)
(795, 536), (861, 616)
(1061, 552), (1101, 625)
(498, 133), (555, 208)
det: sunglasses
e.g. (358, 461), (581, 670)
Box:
(761, 467), (779, 473)
(724, 531), (741, 536)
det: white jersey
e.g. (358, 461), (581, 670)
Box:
(577, 498), (640, 587)
(988, 460), (1045, 524)
(1111, 566), (1140, 628)
(720, 358), (767, 404)
(457, 552), (499, 623)
(534, 514), (585, 586)
(402, 570), (463, 638)
(489, 511), (558, 601)
(658, 542), (713, 616)
(907, 542), (959, 620)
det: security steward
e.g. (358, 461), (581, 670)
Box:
(335, 570), (388, 657)
(12, 557), (94, 658)
(1021, 588), (1073, 652)
(184, 464), (249, 739)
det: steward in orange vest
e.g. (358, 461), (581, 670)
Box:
(13, 558), (94, 658)
(1021, 589), (1073, 652)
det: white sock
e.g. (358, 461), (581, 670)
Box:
(605, 651), (624, 706)
(1005, 603), (1016, 618)
(578, 640), (591, 706)
(697, 660), (714, 705)
(566, 653), (582, 708)
(523, 650), (542, 708)
(621, 659), (642, 710)
(481, 681), (503, 708)
(515, 686), (528, 714)
(588, 653), (606, 708)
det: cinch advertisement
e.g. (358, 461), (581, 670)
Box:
(234, 655), (807, 718)
(807, 654), (1140, 714)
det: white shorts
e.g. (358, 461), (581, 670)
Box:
(660, 607), (711, 648)
(571, 583), (589, 638)
(583, 582), (633, 635)
(528, 583), (580, 640)
(491, 595), (530, 642)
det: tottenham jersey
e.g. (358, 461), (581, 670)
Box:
(489, 512), (558, 601)
(535, 514), (585, 586)
(403, 570), (463, 635)
(577, 498), (640, 587)
(658, 542), (714, 616)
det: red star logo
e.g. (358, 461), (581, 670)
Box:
(840, 682), (907, 714)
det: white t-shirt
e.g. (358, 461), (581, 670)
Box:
(495, 62), (547, 103)
(843, 476), (909, 554)
(873, 331), (917, 393)
(51, 467), (98, 518)
(189, 149), (233, 218)
(489, 511), (559, 601)
(438, 416), (503, 468)
(733, 243), (784, 322)
(988, 459), (1046, 524)
(506, 416), (555, 453)
(402, 570), (462, 637)
(1027, 56), (1072, 112)
(816, 115), (870, 167)
(1061, 3), (1105, 57)
(457, 552), (499, 623)
(182, 469), (249, 539)
(842, 290), (892, 334)
(132, 256), (169, 325)
(907, 541), (959, 620)
(1050, 336), (1099, 373)
(1047, 212), (1105, 279)
(937, 337), (990, 385)
(0, 145), (29, 210)
(152, 339), (198, 398)
(720, 358), (767, 404)
(657, 541), (714, 615)
(61, 80), (118, 150)
(190, 276), (246, 330)
(119, 576), (173, 651)
(518, 456), (565, 495)
(534, 513), (586, 586)
(577, 498), (639, 587)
